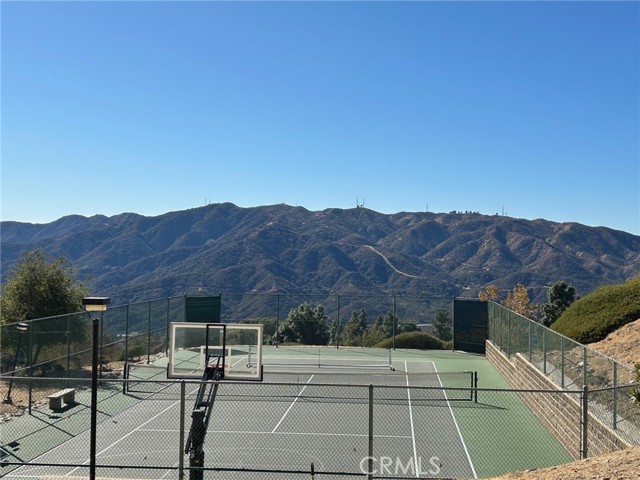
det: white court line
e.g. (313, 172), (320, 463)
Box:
(432, 362), (478, 479)
(65, 384), (199, 477)
(405, 361), (420, 478)
(4, 382), (178, 479)
(230, 356), (245, 367)
(271, 374), (314, 433)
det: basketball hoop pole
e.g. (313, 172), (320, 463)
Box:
(186, 355), (224, 480)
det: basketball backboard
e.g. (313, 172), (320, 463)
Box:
(168, 322), (263, 381)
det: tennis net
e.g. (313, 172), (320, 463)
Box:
(262, 346), (393, 370)
(209, 370), (478, 404)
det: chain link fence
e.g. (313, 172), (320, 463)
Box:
(487, 302), (640, 446)
(1, 294), (453, 388)
(5, 374), (632, 479)
(0, 297), (186, 383)
(4, 295), (638, 477)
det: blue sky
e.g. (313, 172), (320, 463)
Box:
(2, 1), (639, 235)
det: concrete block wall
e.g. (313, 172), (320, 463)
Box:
(486, 340), (630, 459)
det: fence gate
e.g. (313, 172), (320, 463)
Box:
(453, 298), (488, 354)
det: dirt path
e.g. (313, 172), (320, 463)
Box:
(364, 245), (421, 279)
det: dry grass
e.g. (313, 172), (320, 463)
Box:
(486, 446), (640, 480)
(0, 382), (59, 416)
(0, 361), (125, 420)
(588, 318), (640, 367)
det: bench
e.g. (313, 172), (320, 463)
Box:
(47, 388), (76, 410)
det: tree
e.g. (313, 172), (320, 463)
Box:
(341, 309), (368, 346)
(503, 284), (536, 318)
(240, 318), (277, 344)
(432, 309), (452, 341)
(0, 250), (90, 368)
(478, 285), (500, 302)
(398, 319), (420, 334)
(275, 303), (330, 345)
(541, 281), (576, 326)
(0, 250), (89, 324)
(363, 311), (396, 346)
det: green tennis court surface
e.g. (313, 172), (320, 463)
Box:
(1, 347), (572, 479)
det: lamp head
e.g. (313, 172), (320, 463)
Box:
(82, 297), (111, 312)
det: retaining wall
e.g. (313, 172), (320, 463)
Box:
(486, 340), (630, 459)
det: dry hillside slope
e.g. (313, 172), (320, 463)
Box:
(487, 446), (640, 479)
(588, 318), (640, 367)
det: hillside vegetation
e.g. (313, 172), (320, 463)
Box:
(375, 331), (447, 350)
(551, 275), (640, 344)
(2, 203), (639, 305)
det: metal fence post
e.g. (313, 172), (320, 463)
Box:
(165, 298), (170, 354)
(612, 362), (618, 429)
(90, 316), (100, 480)
(583, 347), (588, 388)
(179, 380), (186, 480)
(560, 337), (565, 388)
(392, 295), (396, 350)
(368, 384), (374, 480)
(488, 302), (493, 345)
(183, 293), (187, 323)
(66, 314), (72, 384)
(581, 385), (589, 459)
(124, 305), (130, 379)
(507, 311), (512, 358)
(28, 321), (33, 415)
(543, 328), (547, 374)
(451, 297), (456, 351)
(147, 301), (152, 364)
(528, 320), (532, 362)
(496, 306), (501, 350)
(500, 307), (505, 352)
(474, 372), (478, 403)
(276, 294), (280, 348)
(99, 314), (105, 378)
(336, 294), (340, 348)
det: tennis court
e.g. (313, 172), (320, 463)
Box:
(1, 347), (572, 479)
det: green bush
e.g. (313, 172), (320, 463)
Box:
(551, 275), (640, 344)
(375, 331), (446, 350)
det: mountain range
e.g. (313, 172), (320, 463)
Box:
(2, 203), (639, 306)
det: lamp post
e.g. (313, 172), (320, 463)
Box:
(3, 322), (30, 404)
(82, 296), (110, 480)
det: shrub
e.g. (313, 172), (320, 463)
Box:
(551, 275), (640, 344)
(375, 331), (446, 350)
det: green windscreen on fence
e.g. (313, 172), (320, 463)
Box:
(185, 295), (221, 323)
(453, 299), (487, 354)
